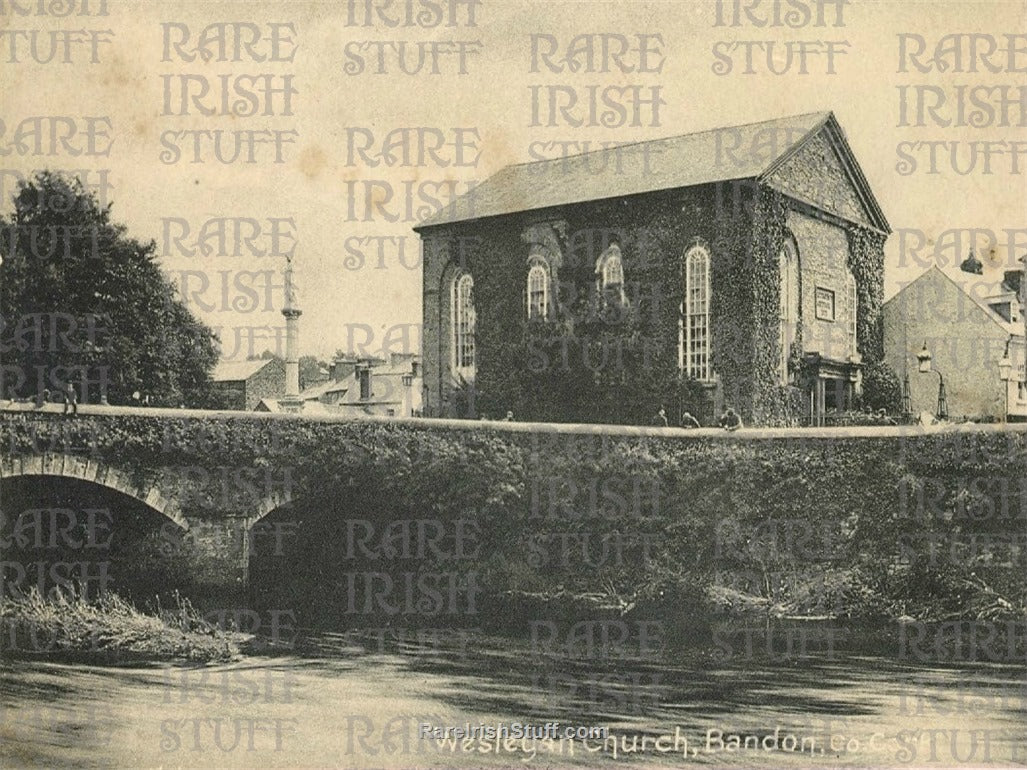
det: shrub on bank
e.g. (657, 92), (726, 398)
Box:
(0, 588), (239, 664)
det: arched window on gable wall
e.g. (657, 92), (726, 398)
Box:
(779, 235), (800, 385)
(680, 243), (712, 382)
(451, 272), (475, 379)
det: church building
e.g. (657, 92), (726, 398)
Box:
(415, 111), (890, 427)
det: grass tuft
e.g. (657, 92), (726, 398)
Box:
(1, 588), (239, 664)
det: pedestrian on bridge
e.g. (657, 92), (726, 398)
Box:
(62, 381), (78, 416)
(680, 411), (701, 429)
(719, 407), (742, 431)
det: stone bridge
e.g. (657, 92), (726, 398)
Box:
(4, 402), (1025, 608)
(1, 404), (311, 602)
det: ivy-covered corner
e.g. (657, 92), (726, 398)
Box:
(846, 224), (887, 364)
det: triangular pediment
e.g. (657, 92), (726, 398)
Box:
(762, 116), (888, 233)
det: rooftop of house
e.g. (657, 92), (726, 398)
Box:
(212, 358), (277, 383)
(332, 355), (384, 366)
(374, 361), (421, 377)
(886, 266), (1025, 338)
(415, 110), (887, 231)
(299, 379), (348, 401)
(331, 354), (420, 373)
(337, 372), (417, 406)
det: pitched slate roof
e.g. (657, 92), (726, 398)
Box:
(212, 358), (275, 383)
(299, 379), (348, 401)
(415, 111), (888, 232)
(338, 372), (412, 407)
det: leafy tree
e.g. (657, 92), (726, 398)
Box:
(860, 360), (903, 414)
(0, 171), (219, 406)
(298, 355), (329, 389)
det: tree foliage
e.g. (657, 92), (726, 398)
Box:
(861, 360), (903, 413)
(0, 171), (219, 406)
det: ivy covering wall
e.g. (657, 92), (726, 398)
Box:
(433, 187), (750, 425)
(426, 179), (887, 427)
(846, 224), (887, 363)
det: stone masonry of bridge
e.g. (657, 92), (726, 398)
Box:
(3, 402), (1027, 608)
(2, 404), (296, 600)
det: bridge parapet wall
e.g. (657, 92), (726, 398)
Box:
(3, 404), (1027, 617)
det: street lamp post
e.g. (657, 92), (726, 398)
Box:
(916, 342), (948, 421)
(998, 339), (1013, 424)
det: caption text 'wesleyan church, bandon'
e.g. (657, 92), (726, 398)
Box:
(416, 111), (890, 427)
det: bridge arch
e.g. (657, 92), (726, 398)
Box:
(0, 453), (189, 531)
(249, 487), (294, 524)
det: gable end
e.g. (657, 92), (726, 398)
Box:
(762, 116), (889, 234)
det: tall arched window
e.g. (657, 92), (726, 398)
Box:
(847, 271), (858, 358)
(681, 244), (712, 381)
(601, 249), (624, 288)
(779, 237), (800, 384)
(451, 272), (475, 377)
(527, 262), (549, 320)
(595, 245), (626, 310)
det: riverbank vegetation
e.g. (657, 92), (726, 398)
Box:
(0, 589), (239, 664)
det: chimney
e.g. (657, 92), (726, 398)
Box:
(357, 359), (372, 400)
(1003, 269), (1022, 296)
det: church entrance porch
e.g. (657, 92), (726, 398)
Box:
(802, 353), (862, 427)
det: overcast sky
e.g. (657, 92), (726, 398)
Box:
(4, 0), (1024, 359)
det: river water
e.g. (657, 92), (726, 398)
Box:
(1, 630), (1025, 768)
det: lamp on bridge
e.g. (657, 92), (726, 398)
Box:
(916, 342), (948, 421)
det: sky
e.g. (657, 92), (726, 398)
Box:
(3, 0), (1025, 360)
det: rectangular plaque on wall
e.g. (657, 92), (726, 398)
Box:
(815, 287), (836, 321)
